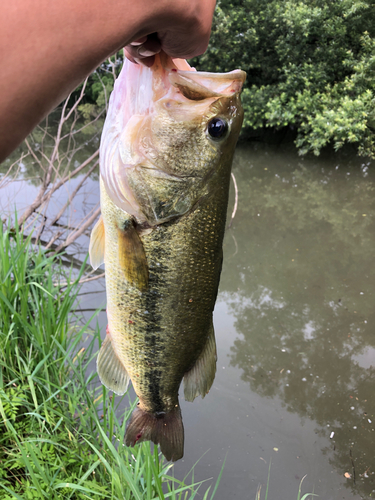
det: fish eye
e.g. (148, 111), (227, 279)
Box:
(207, 117), (228, 140)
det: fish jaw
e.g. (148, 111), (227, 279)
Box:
(100, 54), (246, 226)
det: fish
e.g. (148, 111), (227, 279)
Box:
(89, 53), (246, 461)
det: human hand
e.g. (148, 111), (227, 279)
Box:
(0, 0), (216, 161)
(124, 35), (161, 68)
(124, 0), (216, 66)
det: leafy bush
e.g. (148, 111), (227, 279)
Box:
(192, 0), (375, 157)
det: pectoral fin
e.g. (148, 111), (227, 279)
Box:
(183, 321), (217, 402)
(118, 219), (149, 292)
(97, 332), (130, 395)
(89, 216), (105, 270)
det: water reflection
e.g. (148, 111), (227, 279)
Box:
(222, 143), (375, 497)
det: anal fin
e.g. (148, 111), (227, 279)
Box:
(183, 321), (217, 402)
(97, 333), (130, 395)
(89, 216), (105, 270)
(118, 219), (148, 292)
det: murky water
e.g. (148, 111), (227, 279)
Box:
(2, 140), (375, 499)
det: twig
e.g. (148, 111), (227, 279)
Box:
(109, 54), (118, 83)
(18, 152), (99, 226)
(25, 139), (44, 172)
(45, 231), (64, 250)
(59, 152), (99, 186)
(60, 108), (105, 141)
(227, 172), (238, 229)
(0, 154), (27, 189)
(34, 210), (49, 242)
(52, 221), (87, 232)
(48, 161), (98, 229)
(18, 163), (53, 226)
(7, 177), (41, 183)
(95, 70), (110, 113)
(57, 272), (105, 289)
(64, 78), (89, 123)
(53, 205), (100, 254)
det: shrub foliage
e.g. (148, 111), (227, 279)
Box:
(192, 0), (375, 157)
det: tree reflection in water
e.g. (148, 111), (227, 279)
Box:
(223, 142), (375, 498)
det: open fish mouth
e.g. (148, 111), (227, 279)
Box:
(100, 53), (246, 226)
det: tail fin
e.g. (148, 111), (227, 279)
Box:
(125, 405), (184, 462)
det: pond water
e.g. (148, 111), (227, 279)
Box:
(1, 140), (375, 499)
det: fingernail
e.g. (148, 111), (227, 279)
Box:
(131, 36), (147, 46)
(138, 47), (160, 57)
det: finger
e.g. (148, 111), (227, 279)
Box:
(125, 36), (161, 67)
(125, 37), (161, 60)
(124, 49), (156, 68)
(130, 36), (148, 46)
(158, 0), (216, 59)
(159, 27), (210, 60)
(123, 48), (138, 65)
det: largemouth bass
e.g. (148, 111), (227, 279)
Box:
(90, 53), (245, 461)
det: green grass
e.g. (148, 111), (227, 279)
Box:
(255, 461), (317, 500)
(0, 220), (222, 499)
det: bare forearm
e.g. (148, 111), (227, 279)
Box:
(0, 0), (215, 161)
